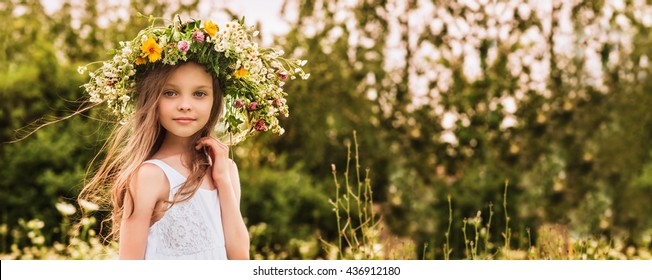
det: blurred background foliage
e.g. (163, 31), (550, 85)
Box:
(1, 0), (651, 259)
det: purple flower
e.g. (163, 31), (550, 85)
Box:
(177, 40), (190, 52)
(277, 71), (289, 81)
(254, 119), (267, 131)
(192, 30), (205, 43)
(248, 102), (258, 111)
(234, 100), (244, 108)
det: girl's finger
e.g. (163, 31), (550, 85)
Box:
(195, 139), (227, 156)
(195, 137), (212, 150)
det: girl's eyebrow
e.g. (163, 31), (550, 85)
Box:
(162, 83), (213, 90)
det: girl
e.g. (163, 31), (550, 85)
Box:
(84, 59), (249, 260)
(77, 16), (307, 260)
(114, 61), (249, 260)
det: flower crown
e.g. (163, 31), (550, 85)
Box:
(79, 15), (309, 144)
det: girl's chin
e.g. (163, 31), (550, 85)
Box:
(163, 127), (203, 139)
(172, 132), (200, 138)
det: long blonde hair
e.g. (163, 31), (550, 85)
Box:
(80, 61), (224, 240)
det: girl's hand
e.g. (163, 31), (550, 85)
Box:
(195, 136), (231, 186)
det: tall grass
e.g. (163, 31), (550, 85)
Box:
(2, 133), (651, 260)
(322, 130), (384, 259)
(324, 132), (651, 260)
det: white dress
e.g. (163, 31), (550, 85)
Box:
(142, 159), (227, 260)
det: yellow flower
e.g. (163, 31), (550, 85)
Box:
(135, 57), (146, 65)
(204, 20), (219, 37)
(140, 37), (162, 63)
(235, 65), (247, 79)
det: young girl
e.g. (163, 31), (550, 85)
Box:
(77, 16), (308, 260)
(116, 61), (249, 260)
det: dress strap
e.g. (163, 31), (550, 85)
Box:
(143, 159), (186, 190)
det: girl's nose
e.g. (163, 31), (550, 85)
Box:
(178, 96), (191, 111)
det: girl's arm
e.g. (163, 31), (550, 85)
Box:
(118, 164), (169, 260)
(228, 159), (242, 206)
(214, 165), (250, 260)
(196, 137), (250, 260)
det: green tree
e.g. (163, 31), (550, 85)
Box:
(277, 0), (652, 258)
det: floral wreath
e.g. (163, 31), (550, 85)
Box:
(78, 14), (309, 144)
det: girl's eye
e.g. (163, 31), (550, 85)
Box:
(163, 91), (176, 97)
(194, 91), (207, 97)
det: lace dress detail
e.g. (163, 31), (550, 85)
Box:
(151, 195), (214, 256)
(143, 159), (227, 260)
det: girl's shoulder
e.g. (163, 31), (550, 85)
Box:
(129, 161), (170, 200)
(136, 161), (168, 181)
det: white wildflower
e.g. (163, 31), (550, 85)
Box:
(79, 199), (99, 212)
(32, 236), (45, 245)
(56, 201), (77, 216)
(26, 219), (45, 230)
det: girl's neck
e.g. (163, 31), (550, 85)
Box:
(156, 132), (195, 165)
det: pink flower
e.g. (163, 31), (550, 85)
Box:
(234, 100), (244, 108)
(192, 30), (205, 43)
(177, 40), (190, 52)
(248, 102), (258, 111)
(254, 119), (267, 131)
(277, 71), (288, 81)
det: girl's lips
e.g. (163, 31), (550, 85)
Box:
(173, 118), (196, 124)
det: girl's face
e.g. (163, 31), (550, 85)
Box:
(157, 62), (214, 139)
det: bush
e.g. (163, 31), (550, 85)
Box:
(239, 162), (335, 259)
